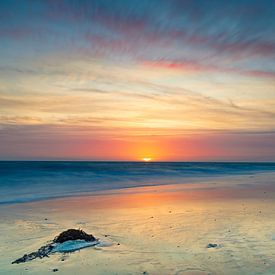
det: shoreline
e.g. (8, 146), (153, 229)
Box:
(1, 171), (275, 206)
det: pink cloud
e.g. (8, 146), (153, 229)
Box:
(142, 60), (275, 79)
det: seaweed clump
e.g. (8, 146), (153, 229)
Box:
(12, 244), (54, 264)
(12, 229), (97, 264)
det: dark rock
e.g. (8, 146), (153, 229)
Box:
(54, 229), (96, 243)
(53, 268), (59, 272)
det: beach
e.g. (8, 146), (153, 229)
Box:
(0, 172), (275, 275)
(1, 0), (275, 273)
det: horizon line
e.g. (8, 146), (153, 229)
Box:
(1, 159), (275, 163)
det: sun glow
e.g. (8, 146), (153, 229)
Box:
(142, 157), (152, 162)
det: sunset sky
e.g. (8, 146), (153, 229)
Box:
(0, 0), (275, 161)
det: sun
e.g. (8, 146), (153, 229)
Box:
(142, 157), (152, 162)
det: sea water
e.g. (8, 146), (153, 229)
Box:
(1, 161), (275, 204)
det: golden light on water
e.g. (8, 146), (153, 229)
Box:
(142, 157), (152, 162)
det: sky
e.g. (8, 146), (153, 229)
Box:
(0, 0), (275, 161)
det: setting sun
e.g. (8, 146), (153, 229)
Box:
(142, 157), (152, 162)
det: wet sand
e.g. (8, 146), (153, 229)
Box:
(0, 173), (275, 275)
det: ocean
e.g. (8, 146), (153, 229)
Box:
(1, 161), (275, 204)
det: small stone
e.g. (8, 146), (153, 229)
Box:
(53, 268), (58, 272)
(207, 243), (218, 248)
(117, 243), (120, 245)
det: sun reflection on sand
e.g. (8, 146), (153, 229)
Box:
(38, 181), (271, 211)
